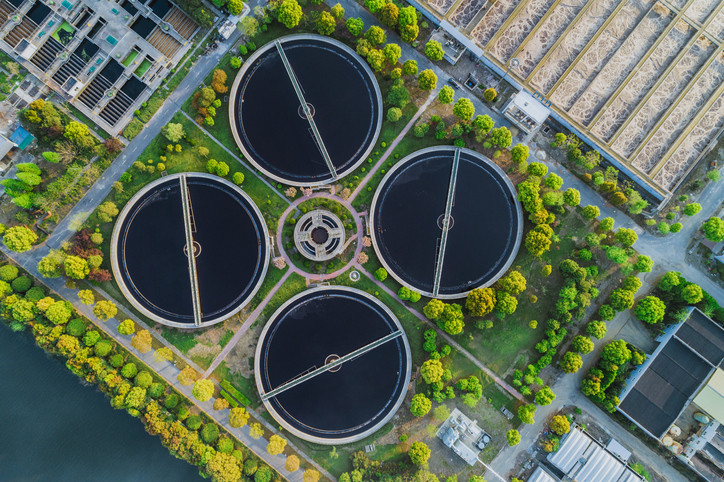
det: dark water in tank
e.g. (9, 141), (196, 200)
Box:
(259, 291), (407, 439)
(235, 39), (379, 184)
(117, 178), (265, 324)
(0, 323), (201, 481)
(374, 150), (519, 296)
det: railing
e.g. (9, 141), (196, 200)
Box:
(432, 148), (460, 297)
(179, 175), (203, 326)
(261, 330), (404, 401)
(274, 40), (338, 180)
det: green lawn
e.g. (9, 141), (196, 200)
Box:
(213, 361), (261, 409)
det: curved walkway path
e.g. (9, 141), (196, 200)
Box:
(275, 192), (364, 282)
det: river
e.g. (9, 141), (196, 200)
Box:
(0, 323), (201, 481)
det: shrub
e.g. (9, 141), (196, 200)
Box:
(94, 340), (113, 357)
(65, 318), (86, 337)
(121, 363), (138, 378)
(0, 265), (18, 281)
(200, 423), (219, 444)
(186, 415), (202, 430)
(148, 383), (165, 398)
(164, 393), (179, 409)
(11, 276), (31, 292)
(134, 370), (153, 388)
(109, 353), (124, 367)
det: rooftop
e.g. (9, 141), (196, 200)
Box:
(436, 408), (489, 466)
(618, 309), (724, 439)
(546, 426), (644, 482)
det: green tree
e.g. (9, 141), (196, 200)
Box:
(609, 288), (634, 312)
(409, 441), (431, 465)
(64, 121), (90, 142)
(518, 404), (536, 424)
(560, 351), (582, 373)
(421, 359), (444, 384)
(424, 40), (444, 61)
(93, 300), (118, 321)
(634, 296), (666, 324)
(702, 217), (724, 242)
(3, 226), (37, 252)
(525, 230), (551, 257)
(582, 205), (600, 220)
(489, 127), (512, 148)
(452, 98), (475, 121)
(227, 0), (243, 15)
(615, 228), (638, 247)
(440, 303), (464, 335)
(683, 203), (702, 216)
(634, 255), (653, 272)
(11, 298), (36, 322)
(601, 339), (632, 366)
(495, 291), (518, 316)
(387, 107), (402, 122)
(163, 123), (185, 143)
(423, 298), (445, 319)
(267, 435), (287, 455)
(277, 0), (303, 28)
(599, 217), (615, 232)
(571, 335), (594, 354)
(330, 3), (344, 18)
(681, 283), (703, 304)
(374, 267), (388, 281)
(563, 188), (581, 207)
(465, 288), (496, 316)
(117, 319), (135, 335)
(417, 70), (437, 90)
(131, 330), (153, 353)
(364, 25), (386, 46)
(364, 0), (385, 12)
(316, 11), (336, 35)
(192, 379), (215, 402)
(550, 415), (570, 435)
(586, 320), (607, 339)
(97, 201), (119, 223)
(383, 43), (402, 64)
(535, 386), (556, 406)
(46, 301), (72, 325)
(402, 59), (418, 76)
(506, 429), (521, 446)
(410, 393), (432, 417)
(346, 18), (364, 36)
(511, 144), (529, 164)
(497, 271), (526, 295)
(438, 85), (454, 104)
(64, 256), (89, 279)
(37, 252), (63, 278)
(229, 407), (250, 428)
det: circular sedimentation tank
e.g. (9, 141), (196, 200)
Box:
(255, 286), (411, 444)
(229, 34), (382, 186)
(371, 146), (523, 299)
(111, 173), (269, 328)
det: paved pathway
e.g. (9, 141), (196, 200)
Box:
(43, 28), (243, 251)
(349, 91), (436, 202)
(0, 243), (331, 481)
(203, 268), (292, 378)
(356, 264), (525, 402)
(178, 110), (290, 207)
(275, 192), (365, 282)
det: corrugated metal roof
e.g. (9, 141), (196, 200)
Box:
(547, 427), (644, 482)
(527, 465), (558, 482)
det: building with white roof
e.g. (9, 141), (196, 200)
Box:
(546, 426), (644, 482)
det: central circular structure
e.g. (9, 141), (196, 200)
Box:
(255, 286), (411, 444)
(371, 147), (523, 299)
(229, 34), (383, 186)
(293, 209), (346, 261)
(111, 173), (269, 328)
